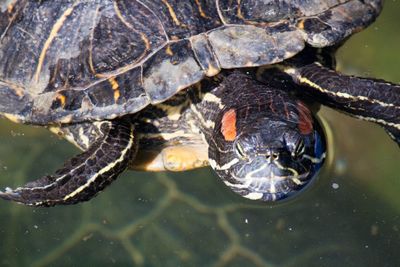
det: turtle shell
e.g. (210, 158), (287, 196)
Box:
(0, 0), (382, 124)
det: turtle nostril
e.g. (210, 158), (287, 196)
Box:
(272, 153), (279, 160)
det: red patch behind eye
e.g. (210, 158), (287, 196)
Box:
(221, 109), (237, 141)
(297, 101), (313, 135)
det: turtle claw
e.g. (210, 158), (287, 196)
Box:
(0, 182), (69, 206)
(4, 187), (15, 193)
(0, 188), (27, 205)
(0, 187), (66, 207)
(0, 175), (62, 206)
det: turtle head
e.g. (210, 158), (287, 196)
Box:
(209, 101), (326, 202)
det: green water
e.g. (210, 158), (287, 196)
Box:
(0, 3), (400, 267)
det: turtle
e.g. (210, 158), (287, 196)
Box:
(0, 0), (398, 207)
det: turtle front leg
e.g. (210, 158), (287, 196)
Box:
(0, 119), (137, 206)
(283, 62), (400, 145)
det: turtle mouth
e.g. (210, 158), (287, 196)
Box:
(218, 155), (318, 201)
(224, 168), (312, 201)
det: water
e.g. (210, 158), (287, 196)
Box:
(0, 2), (400, 267)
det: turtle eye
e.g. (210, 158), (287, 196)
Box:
(292, 139), (305, 158)
(235, 142), (247, 159)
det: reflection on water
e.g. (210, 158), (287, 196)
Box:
(0, 3), (400, 267)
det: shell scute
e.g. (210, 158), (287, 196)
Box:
(0, 0), (383, 124)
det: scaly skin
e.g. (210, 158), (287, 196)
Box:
(0, 119), (137, 206)
(282, 62), (400, 145)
